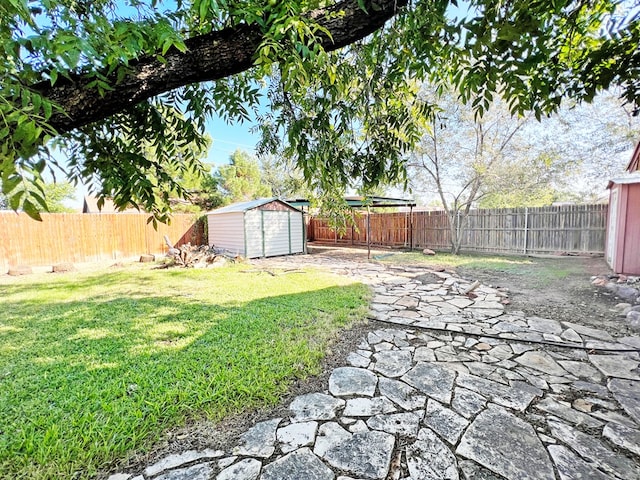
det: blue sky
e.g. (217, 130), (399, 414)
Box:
(205, 114), (260, 166)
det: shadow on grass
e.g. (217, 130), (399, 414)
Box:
(0, 276), (368, 479)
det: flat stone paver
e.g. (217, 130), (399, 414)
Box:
(457, 406), (555, 480)
(322, 430), (395, 479)
(608, 378), (640, 424)
(372, 350), (413, 377)
(277, 421), (318, 453)
(603, 422), (640, 456)
(145, 450), (222, 477)
(260, 448), (333, 480)
(589, 354), (640, 380)
(106, 253), (640, 480)
(514, 351), (567, 376)
(155, 463), (212, 480)
(407, 428), (459, 480)
(547, 445), (612, 480)
(329, 367), (377, 397)
(377, 376), (426, 410)
(451, 387), (486, 419)
(548, 420), (640, 479)
(290, 393), (344, 422)
(343, 396), (397, 417)
(366, 411), (422, 437)
(233, 419), (281, 458)
(424, 399), (469, 445)
(217, 458), (261, 480)
(402, 362), (456, 404)
(456, 374), (542, 412)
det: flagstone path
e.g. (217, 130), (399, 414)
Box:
(108, 252), (640, 480)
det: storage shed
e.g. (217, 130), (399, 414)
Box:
(606, 142), (640, 275)
(207, 198), (305, 258)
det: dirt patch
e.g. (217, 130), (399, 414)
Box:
(455, 255), (634, 337)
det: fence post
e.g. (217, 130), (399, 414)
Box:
(351, 217), (354, 246)
(523, 207), (529, 255)
(367, 206), (371, 259)
(456, 210), (462, 250)
(409, 206), (414, 251)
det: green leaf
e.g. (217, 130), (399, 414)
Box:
(22, 199), (43, 221)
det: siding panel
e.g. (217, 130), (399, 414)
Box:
(290, 214), (304, 253)
(244, 210), (263, 258)
(208, 213), (246, 256)
(263, 211), (291, 257)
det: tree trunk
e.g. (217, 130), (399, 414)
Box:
(32, 0), (408, 133)
(447, 211), (458, 254)
(448, 209), (466, 255)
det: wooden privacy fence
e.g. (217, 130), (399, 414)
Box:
(309, 204), (608, 255)
(0, 212), (205, 272)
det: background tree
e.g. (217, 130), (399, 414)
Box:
(409, 87), (639, 253)
(536, 90), (640, 202)
(0, 180), (75, 212)
(41, 181), (76, 213)
(218, 150), (271, 204)
(2, 0), (639, 219)
(476, 151), (576, 208)
(259, 154), (312, 200)
(408, 90), (572, 253)
(166, 163), (225, 213)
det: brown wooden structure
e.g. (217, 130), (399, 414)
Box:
(289, 196), (417, 258)
(0, 213), (204, 272)
(606, 143), (640, 274)
(309, 204), (608, 255)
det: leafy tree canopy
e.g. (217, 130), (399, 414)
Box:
(40, 181), (76, 212)
(218, 149), (271, 203)
(259, 154), (312, 200)
(2, 0), (639, 220)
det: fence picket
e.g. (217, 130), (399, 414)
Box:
(0, 213), (205, 272)
(309, 204), (608, 255)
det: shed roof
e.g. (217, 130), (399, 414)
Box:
(207, 198), (300, 215)
(607, 172), (640, 189)
(286, 195), (416, 208)
(83, 195), (141, 213)
(627, 141), (640, 172)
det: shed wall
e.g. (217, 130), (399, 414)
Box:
(209, 205), (304, 259)
(607, 182), (640, 275)
(622, 184), (640, 274)
(244, 210), (304, 258)
(606, 186), (620, 268)
(244, 210), (264, 258)
(208, 213), (246, 256)
(290, 214), (304, 253)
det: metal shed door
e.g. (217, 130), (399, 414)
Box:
(262, 211), (292, 257)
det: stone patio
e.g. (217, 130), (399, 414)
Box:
(108, 252), (640, 480)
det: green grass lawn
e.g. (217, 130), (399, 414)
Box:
(0, 263), (369, 479)
(376, 251), (535, 272)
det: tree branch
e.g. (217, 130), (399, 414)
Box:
(32, 0), (408, 133)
